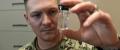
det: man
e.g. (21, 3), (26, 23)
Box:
(19, 0), (120, 50)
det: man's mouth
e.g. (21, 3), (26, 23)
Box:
(40, 28), (55, 32)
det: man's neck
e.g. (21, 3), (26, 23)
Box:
(37, 31), (63, 50)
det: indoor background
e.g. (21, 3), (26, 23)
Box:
(0, 0), (120, 50)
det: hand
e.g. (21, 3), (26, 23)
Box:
(60, 0), (119, 47)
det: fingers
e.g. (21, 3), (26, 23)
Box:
(83, 10), (112, 27)
(68, 1), (97, 26)
(60, 28), (81, 40)
(70, 1), (97, 13)
(82, 10), (119, 46)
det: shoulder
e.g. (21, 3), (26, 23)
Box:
(18, 42), (32, 50)
(18, 38), (37, 50)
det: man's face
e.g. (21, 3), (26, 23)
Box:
(25, 0), (60, 41)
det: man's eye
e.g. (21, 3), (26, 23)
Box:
(31, 13), (42, 18)
(49, 9), (58, 17)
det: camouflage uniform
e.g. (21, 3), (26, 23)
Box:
(19, 37), (99, 50)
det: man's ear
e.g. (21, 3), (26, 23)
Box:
(24, 12), (28, 20)
(24, 12), (30, 24)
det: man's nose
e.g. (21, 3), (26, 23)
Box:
(42, 14), (52, 26)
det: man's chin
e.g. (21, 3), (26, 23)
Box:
(39, 31), (58, 41)
(41, 35), (57, 41)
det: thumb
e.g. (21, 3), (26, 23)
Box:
(60, 28), (81, 40)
